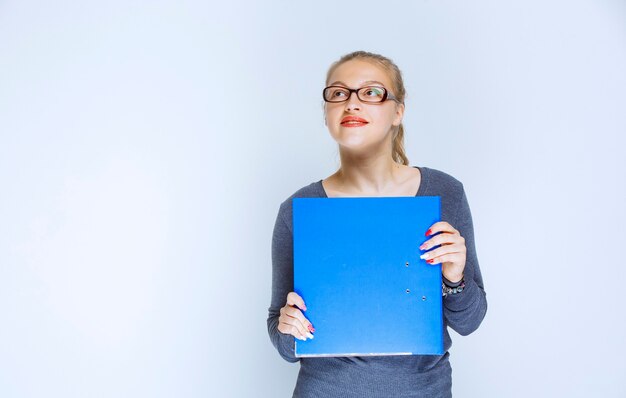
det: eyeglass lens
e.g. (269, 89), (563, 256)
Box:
(324, 86), (387, 103)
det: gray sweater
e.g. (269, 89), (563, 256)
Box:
(267, 166), (488, 398)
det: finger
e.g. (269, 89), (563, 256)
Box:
(278, 320), (307, 340)
(286, 291), (307, 312)
(279, 312), (311, 340)
(420, 232), (464, 251)
(426, 252), (464, 265)
(425, 221), (459, 237)
(282, 305), (315, 334)
(421, 242), (465, 261)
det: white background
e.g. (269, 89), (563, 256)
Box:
(1, 1), (625, 397)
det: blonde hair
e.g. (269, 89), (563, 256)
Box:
(325, 50), (409, 165)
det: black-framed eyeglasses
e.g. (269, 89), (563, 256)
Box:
(322, 85), (399, 104)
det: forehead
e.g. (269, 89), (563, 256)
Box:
(328, 59), (393, 88)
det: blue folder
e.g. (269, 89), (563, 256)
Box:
(293, 196), (443, 357)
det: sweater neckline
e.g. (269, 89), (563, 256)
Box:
(316, 166), (428, 198)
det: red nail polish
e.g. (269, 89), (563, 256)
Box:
(425, 229), (432, 236)
(427, 259), (434, 264)
(308, 325), (315, 332)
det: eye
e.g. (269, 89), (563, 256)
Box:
(362, 86), (385, 98)
(331, 88), (348, 98)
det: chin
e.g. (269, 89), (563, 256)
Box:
(333, 133), (366, 146)
(337, 137), (382, 152)
(334, 130), (387, 145)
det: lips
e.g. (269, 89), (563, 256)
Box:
(341, 116), (369, 127)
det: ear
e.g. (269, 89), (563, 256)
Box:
(392, 102), (405, 127)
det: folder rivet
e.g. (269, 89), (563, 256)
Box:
(422, 296), (427, 301)
(406, 262), (409, 267)
(406, 289), (410, 293)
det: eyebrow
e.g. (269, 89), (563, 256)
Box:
(328, 80), (386, 87)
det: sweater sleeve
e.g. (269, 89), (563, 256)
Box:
(266, 203), (300, 363)
(443, 185), (488, 336)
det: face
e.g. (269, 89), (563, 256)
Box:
(324, 59), (404, 153)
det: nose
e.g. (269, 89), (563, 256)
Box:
(344, 91), (361, 111)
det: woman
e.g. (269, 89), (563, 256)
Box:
(267, 50), (488, 398)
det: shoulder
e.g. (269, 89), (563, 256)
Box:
(419, 166), (467, 224)
(420, 166), (465, 197)
(275, 181), (324, 232)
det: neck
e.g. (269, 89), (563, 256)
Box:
(334, 148), (401, 195)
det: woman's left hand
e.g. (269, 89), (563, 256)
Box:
(419, 221), (466, 283)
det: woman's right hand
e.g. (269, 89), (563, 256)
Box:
(278, 292), (315, 341)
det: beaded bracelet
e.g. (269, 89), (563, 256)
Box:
(442, 279), (466, 297)
(442, 275), (463, 288)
